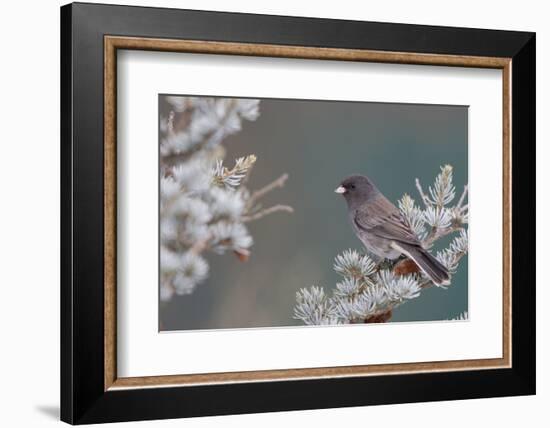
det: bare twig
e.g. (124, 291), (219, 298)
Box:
(457, 184), (468, 208)
(247, 174), (289, 208)
(242, 204), (294, 222)
(415, 178), (431, 208)
(423, 225), (462, 247)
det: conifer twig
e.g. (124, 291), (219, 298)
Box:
(159, 96), (292, 302)
(457, 184), (468, 208)
(415, 178), (431, 208)
(424, 225), (462, 247)
(242, 204), (294, 222)
(248, 174), (289, 207)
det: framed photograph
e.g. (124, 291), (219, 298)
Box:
(61, 2), (535, 424)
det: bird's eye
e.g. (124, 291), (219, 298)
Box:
(349, 184), (355, 189)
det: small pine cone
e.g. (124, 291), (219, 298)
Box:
(234, 248), (250, 262)
(393, 258), (420, 276)
(365, 310), (393, 323)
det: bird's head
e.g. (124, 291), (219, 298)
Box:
(335, 175), (379, 207)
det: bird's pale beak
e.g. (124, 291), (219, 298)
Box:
(334, 186), (346, 194)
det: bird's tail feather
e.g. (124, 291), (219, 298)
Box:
(392, 242), (450, 286)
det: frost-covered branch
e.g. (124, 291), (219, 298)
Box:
(160, 98), (261, 167)
(450, 311), (468, 321)
(247, 173), (290, 208)
(294, 250), (422, 325)
(160, 96), (292, 302)
(294, 165), (468, 325)
(213, 155), (257, 189)
(242, 204), (294, 222)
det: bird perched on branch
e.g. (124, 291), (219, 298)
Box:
(335, 174), (450, 286)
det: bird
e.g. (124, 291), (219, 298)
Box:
(335, 174), (450, 286)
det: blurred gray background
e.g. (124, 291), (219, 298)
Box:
(161, 98), (468, 331)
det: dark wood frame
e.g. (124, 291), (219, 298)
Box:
(105, 36), (513, 388)
(61, 2), (536, 424)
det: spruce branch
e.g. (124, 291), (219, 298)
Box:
(457, 184), (468, 208)
(161, 98), (259, 167)
(159, 96), (293, 302)
(294, 164), (468, 325)
(450, 311), (468, 321)
(415, 178), (432, 208)
(247, 173), (289, 208)
(428, 165), (455, 207)
(212, 155), (257, 189)
(424, 224), (463, 247)
(241, 204), (294, 222)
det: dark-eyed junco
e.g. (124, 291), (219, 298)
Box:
(335, 174), (450, 286)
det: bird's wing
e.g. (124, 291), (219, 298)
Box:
(353, 195), (421, 246)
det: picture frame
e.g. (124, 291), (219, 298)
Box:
(60, 2), (535, 424)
